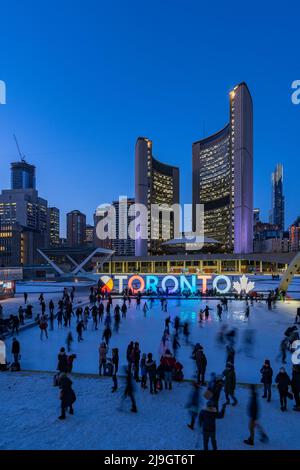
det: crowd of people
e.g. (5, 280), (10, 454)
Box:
(1, 284), (300, 450)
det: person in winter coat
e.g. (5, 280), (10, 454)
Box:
(260, 359), (273, 402)
(145, 353), (157, 394)
(126, 341), (134, 369)
(195, 347), (207, 386)
(160, 349), (176, 390)
(140, 353), (147, 389)
(102, 325), (112, 346)
(99, 342), (108, 376)
(66, 332), (73, 352)
(67, 354), (76, 373)
(11, 337), (20, 364)
(244, 384), (268, 446)
(39, 314), (48, 340)
(76, 320), (84, 342)
(187, 382), (201, 430)
(57, 348), (69, 373)
(172, 335), (181, 359)
(199, 400), (226, 450)
(111, 348), (119, 392)
(275, 367), (291, 411)
(291, 364), (300, 411)
(123, 369), (137, 412)
(226, 345), (235, 365)
(210, 375), (224, 411)
(57, 310), (63, 328)
(223, 362), (237, 406)
(58, 373), (76, 420)
(49, 300), (54, 315)
(133, 342), (141, 382)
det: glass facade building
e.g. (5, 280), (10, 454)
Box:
(135, 137), (180, 256)
(11, 161), (36, 190)
(192, 82), (253, 254)
(270, 163), (284, 230)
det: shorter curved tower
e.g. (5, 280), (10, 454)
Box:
(135, 137), (180, 256)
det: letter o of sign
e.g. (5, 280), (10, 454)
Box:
(127, 275), (145, 294)
(213, 275), (231, 294)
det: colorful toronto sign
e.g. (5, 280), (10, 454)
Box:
(98, 274), (255, 295)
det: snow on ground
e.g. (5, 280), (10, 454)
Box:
(0, 290), (90, 320)
(3, 296), (300, 383)
(0, 371), (298, 450)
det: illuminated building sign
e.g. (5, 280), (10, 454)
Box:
(98, 274), (254, 295)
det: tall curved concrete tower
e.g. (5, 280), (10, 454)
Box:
(192, 82), (253, 254)
(135, 137), (180, 256)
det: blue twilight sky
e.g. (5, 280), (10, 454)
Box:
(0, 0), (299, 235)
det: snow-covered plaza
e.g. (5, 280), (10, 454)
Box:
(0, 372), (299, 450)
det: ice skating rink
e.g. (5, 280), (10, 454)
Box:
(4, 294), (300, 384)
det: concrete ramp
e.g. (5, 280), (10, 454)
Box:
(279, 252), (300, 292)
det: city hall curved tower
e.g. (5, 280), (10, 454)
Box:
(192, 82), (253, 254)
(135, 137), (180, 256)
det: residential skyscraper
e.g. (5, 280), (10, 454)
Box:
(85, 224), (94, 245)
(192, 82), (253, 254)
(135, 137), (180, 256)
(47, 207), (60, 246)
(66, 210), (86, 247)
(93, 205), (113, 250)
(270, 163), (284, 230)
(11, 161), (36, 190)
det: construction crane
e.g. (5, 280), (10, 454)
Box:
(13, 134), (26, 162)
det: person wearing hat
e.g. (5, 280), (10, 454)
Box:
(244, 384), (268, 446)
(275, 367), (291, 411)
(11, 337), (20, 364)
(260, 359), (273, 402)
(198, 400), (227, 450)
(58, 372), (76, 420)
(223, 362), (237, 406)
(187, 382), (201, 430)
(291, 364), (300, 411)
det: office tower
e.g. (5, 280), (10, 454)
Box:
(47, 207), (60, 247)
(192, 82), (253, 254)
(0, 185), (48, 266)
(11, 161), (36, 190)
(66, 210), (86, 247)
(85, 224), (94, 245)
(112, 197), (135, 256)
(270, 163), (284, 230)
(135, 137), (180, 256)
